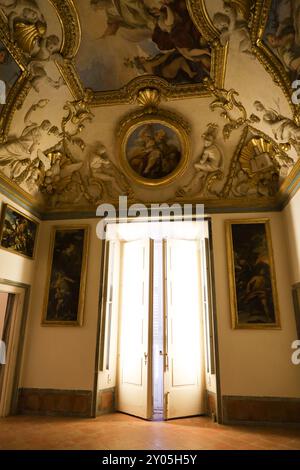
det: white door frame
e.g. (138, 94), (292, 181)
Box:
(93, 217), (223, 422)
(0, 280), (30, 417)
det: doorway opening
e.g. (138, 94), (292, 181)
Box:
(97, 219), (218, 421)
(152, 240), (163, 421)
(0, 281), (29, 417)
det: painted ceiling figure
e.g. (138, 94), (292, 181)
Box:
(264, 0), (300, 79)
(90, 0), (158, 37)
(151, 0), (211, 77)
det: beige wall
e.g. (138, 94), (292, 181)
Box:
(283, 190), (300, 285)
(211, 211), (300, 398)
(20, 219), (102, 391)
(2, 198), (298, 402)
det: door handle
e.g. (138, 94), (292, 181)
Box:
(144, 352), (148, 365)
(159, 350), (169, 369)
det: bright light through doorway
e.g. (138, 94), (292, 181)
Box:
(101, 220), (216, 421)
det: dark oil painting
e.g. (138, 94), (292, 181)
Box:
(229, 221), (279, 327)
(0, 204), (38, 259)
(43, 227), (88, 325)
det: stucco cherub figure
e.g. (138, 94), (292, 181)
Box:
(176, 124), (223, 197)
(213, 0), (253, 58)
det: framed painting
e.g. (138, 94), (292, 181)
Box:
(0, 203), (39, 259)
(118, 114), (190, 187)
(292, 283), (300, 339)
(42, 226), (89, 326)
(226, 219), (280, 329)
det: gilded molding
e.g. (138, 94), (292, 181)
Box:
(250, 0), (300, 124)
(60, 0), (227, 105)
(222, 124), (292, 198)
(0, 17), (30, 143)
(277, 158), (300, 206)
(50, 0), (81, 58)
(117, 107), (191, 138)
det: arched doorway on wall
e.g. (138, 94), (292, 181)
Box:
(95, 218), (221, 421)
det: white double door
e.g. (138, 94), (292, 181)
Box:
(117, 238), (205, 420)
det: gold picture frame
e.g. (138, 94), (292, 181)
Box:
(118, 112), (190, 187)
(42, 225), (89, 326)
(0, 203), (39, 260)
(226, 218), (280, 329)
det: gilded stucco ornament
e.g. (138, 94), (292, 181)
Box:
(40, 92), (134, 208)
(0, 15), (29, 143)
(0, 0), (80, 139)
(206, 78), (259, 139)
(221, 127), (294, 199)
(136, 88), (161, 111)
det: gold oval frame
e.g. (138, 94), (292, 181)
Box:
(118, 114), (190, 188)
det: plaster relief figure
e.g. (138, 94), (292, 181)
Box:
(176, 124), (223, 197)
(213, 0), (253, 58)
(87, 142), (134, 201)
(254, 100), (300, 156)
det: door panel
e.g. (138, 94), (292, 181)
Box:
(0, 286), (25, 417)
(117, 239), (153, 419)
(164, 239), (205, 419)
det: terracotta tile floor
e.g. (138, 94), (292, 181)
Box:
(0, 413), (300, 450)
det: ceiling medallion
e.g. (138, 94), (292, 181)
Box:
(117, 102), (190, 188)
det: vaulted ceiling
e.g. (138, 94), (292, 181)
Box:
(0, 0), (299, 216)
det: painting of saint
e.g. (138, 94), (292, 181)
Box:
(42, 226), (89, 325)
(0, 204), (38, 259)
(226, 220), (280, 328)
(75, 0), (211, 91)
(0, 41), (21, 112)
(263, 0), (300, 82)
(126, 123), (181, 180)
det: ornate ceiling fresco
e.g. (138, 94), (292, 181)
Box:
(0, 0), (299, 216)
